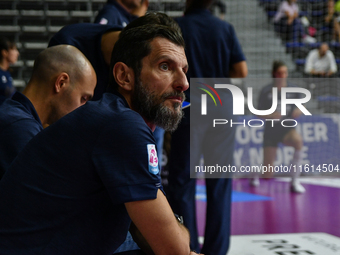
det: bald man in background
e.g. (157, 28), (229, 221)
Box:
(0, 45), (96, 178)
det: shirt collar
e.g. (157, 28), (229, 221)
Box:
(11, 92), (42, 126)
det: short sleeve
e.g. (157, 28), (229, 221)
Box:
(92, 111), (164, 205)
(228, 24), (246, 64)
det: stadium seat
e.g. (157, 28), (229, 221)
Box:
(0, 25), (21, 33)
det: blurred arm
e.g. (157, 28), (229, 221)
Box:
(229, 61), (248, 78)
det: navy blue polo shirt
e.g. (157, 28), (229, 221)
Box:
(175, 8), (246, 101)
(0, 92), (163, 254)
(0, 68), (15, 99)
(258, 83), (302, 136)
(0, 95), (6, 104)
(48, 23), (122, 100)
(0, 92), (42, 178)
(94, 0), (138, 27)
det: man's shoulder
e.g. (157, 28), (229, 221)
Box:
(49, 23), (121, 46)
(0, 98), (40, 132)
(176, 11), (237, 45)
(326, 50), (335, 58)
(57, 23), (118, 32)
(0, 97), (34, 120)
(176, 11), (232, 27)
(96, 2), (121, 19)
(69, 93), (145, 129)
(100, 93), (148, 129)
(0, 69), (9, 76)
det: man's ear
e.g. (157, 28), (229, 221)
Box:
(113, 62), (134, 92)
(54, 72), (70, 93)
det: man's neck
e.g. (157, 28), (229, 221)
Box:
(0, 61), (9, 71)
(23, 83), (49, 128)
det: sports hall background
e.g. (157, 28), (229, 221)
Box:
(2, 0), (340, 115)
(1, 0), (340, 254)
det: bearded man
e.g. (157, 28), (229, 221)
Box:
(0, 22), (200, 255)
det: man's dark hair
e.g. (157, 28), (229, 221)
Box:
(124, 12), (181, 32)
(108, 14), (185, 92)
(0, 37), (16, 62)
(272, 60), (286, 77)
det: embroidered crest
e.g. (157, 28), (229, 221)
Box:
(147, 144), (159, 175)
(1, 75), (7, 84)
(99, 18), (108, 25)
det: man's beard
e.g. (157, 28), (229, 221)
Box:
(131, 80), (185, 132)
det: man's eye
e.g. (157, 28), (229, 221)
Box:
(160, 63), (169, 71)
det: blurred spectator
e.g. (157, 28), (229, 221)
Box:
(251, 60), (306, 193)
(324, 0), (338, 42)
(0, 37), (19, 100)
(94, 0), (148, 27)
(167, 0), (247, 254)
(48, 23), (121, 100)
(274, 0), (315, 43)
(304, 43), (337, 77)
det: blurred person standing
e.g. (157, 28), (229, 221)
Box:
(304, 43), (337, 77)
(0, 37), (19, 101)
(274, 0), (315, 43)
(94, 0), (148, 27)
(324, 0), (339, 42)
(251, 61), (306, 193)
(167, 0), (247, 254)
